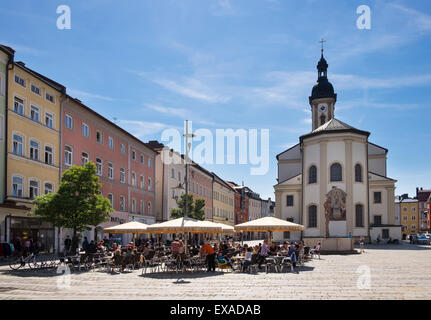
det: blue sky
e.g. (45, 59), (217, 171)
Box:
(2, 0), (431, 199)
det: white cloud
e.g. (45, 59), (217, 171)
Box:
(153, 77), (231, 103)
(68, 89), (116, 102)
(117, 120), (174, 140)
(390, 3), (431, 32)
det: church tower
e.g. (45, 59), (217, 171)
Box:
(309, 47), (337, 131)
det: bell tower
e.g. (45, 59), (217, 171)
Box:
(309, 40), (337, 131)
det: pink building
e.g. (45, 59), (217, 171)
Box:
(60, 96), (157, 245)
(189, 164), (213, 220)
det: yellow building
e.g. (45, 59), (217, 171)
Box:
(0, 58), (65, 252)
(212, 173), (235, 226)
(400, 198), (419, 237)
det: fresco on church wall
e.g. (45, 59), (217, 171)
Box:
(324, 187), (347, 237)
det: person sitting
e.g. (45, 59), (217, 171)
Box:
(241, 248), (253, 272)
(216, 253), (236, 271)
(86, 240), (98, 254)
(171, 238), (184, 259)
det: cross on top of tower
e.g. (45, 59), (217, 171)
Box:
(319, 38), (326, 54)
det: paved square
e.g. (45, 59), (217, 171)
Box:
(0, 243), (430, 300)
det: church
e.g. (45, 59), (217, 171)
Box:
(273, 49), (401, 249)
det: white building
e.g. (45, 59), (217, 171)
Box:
(274, 51), (401, 246)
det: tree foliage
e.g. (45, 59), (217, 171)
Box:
(32, 162), (113, 249)
(170, 194), (205, 220)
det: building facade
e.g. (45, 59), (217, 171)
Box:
(1, 57), (66, 252)
(274, 51), (400, 244)
(400, 197), (419, 238)
(212, 173), (235, 226)
(416, 188), (431, 232)
(189, 164), (213, 221)
(60, 96), (157, 248)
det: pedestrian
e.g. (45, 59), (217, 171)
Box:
(288, 245), (298, 273)
(202, 242), (216, 272)
(359, 237), (365, 253)
(258, 239), (270, 269)
(64, 235), (72, 254)
(82, 237), (89, 251)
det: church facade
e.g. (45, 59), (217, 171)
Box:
(274, 51), (401, 245)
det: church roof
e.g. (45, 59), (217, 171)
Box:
(300, 118), (370, 142)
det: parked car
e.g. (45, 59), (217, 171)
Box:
(423, 234), (431, 240)
(417, 235), (430, 245)
(409, 234), (418, 243)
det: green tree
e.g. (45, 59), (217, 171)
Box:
(32, 162), (113, 252)
(170, 194), (205, 220)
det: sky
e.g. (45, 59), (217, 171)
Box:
(1, 0), (431, 200)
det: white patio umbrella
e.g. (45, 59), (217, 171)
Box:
(234, 216), (304, 242)
(103, 221), (149, 241)
(146, 217), (223, 254)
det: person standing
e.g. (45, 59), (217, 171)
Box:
(258, 240), (270, 269)
(359, 237), (365, 253)
(202, 242), (216, 272)
(64, 235), (72, 254)
(82, 237), (89, 251)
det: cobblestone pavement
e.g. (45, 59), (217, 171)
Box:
(0, 242), (430, 300)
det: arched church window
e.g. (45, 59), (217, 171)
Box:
(309, 166), (317, 184)
(320, 114), (326, 126)
(355, 204), (364, 227)
(330, 163), (342, 182)
(308, 205), (317, 228)
(355, 164), (363, 182)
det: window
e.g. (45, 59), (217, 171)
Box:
(308, 205), (317, 228)
(108, 137), (114, 149)
(132, 150), (136, 160)
(45, 112), (53, 129)
(140, 175), (145, 189)
(15, 74), (26, 87)
(178, 172), (181, 182)
(29, 180), (39, 199)
(96, 158), (102, 176)
(355, 204), (364, 227)
(14, 97), (24, 115)
(286, 195), (294, 207)
(382, 229), (389, 239)
(148, 158), (152, 168)
(140, 155), (144, 164)
(12, 176), (24, 197)
(355, 164), (363, 182)
(13, 134), (23, 156)
(0, 115), (3, 141)
(132, 199), (136, 213)
(171, 168), (175, 178)
(0, 73), (5, 96)
(29, 140), (39, 160)
(141, 200), (145, 214)
(120, 168), (125, 183)
(82, 123), (89, 137)
(147, 202), (152, 215)
(46, 92), (55, 103)
(120, 144), (125, 154)
(330, 163), (342, 182)
(65, 114), (73, 129)
(108, 163), (114, 179)
(120, 196), (125, 211)
(412, 215), (416, 221)
(64, 146), (73, 166)
(81, 152), (89, 165)
(44, 183), (53, 194)
(107, 194), (114, 206)
(30, 105), (40, 122)
(45, 146), (53, 165)
(31, 84), (41, 95)
(374, 192), (382, 204)
(132, 172), (136, 186)
(96, 131), (102, 144)
(148, 178), (152, 191)
(309, 165), (317, 184)
(374, 215), (382, 225)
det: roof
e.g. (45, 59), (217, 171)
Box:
(66, 95), (157, 154)
(369, 171), (397, 182)
(417, 190), (431, 202)
(0, 44), (15, 57)
(300, 118), (370, 142)
(14, 61), (66, 93)
(276, 143), (300, 160)
(400, 198), (418, 203)
(212, 172), (236, 192)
